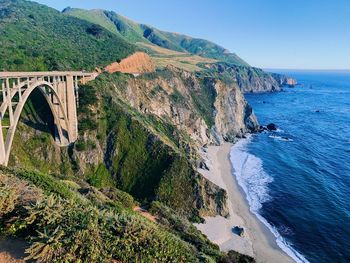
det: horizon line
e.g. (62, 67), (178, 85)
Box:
(263, 68), (350, 71)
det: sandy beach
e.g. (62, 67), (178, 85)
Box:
(195, 143), (295, 263)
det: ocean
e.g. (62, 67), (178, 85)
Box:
(230, 71), (350, 263)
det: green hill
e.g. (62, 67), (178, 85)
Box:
(0, 0), (135, 71)
(63, 8), (249, 66)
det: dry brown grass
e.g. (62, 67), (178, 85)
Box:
(0, 173), (43, 216)
(138, 42), (217, 72)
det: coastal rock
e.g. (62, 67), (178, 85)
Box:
(195, 173), (230, 218)
(213, 80), (259, 142)
(199, 161), (210, 171)
(208, 63), (282, 93)
(267, 123), (277, 131)
(111, 66), (258, 147)
(271, 73), (297, 87)
(232, 226), (245, 237)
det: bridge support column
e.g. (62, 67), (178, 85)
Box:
(66, 75), (78, 142)
(0, 122), (5, 165)
(56, 78), (70, 146)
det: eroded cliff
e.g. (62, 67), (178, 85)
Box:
(9, 66), (257, 221)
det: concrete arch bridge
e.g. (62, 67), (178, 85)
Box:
(0, 71), (97, 166)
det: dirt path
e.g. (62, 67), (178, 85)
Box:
(0, 238), (27, 263)
(133, 206), (157, 222)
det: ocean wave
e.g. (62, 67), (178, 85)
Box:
(230, 136), (309, 263)
(269, 134), (294, 141)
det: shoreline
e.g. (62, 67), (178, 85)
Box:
(196, 143), (295, 263)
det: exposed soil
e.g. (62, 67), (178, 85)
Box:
(0, 238), (27, 263)
(133, 206), (157, 222)
(105, 52), (155, 74)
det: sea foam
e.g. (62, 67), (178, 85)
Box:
(230, 135), (309, 263)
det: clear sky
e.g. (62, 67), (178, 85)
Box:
(35, 0), (350, 70)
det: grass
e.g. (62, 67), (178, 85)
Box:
(4, 167), (80, 202)
(63, 8), (117, 34)
(0, 0), (135, 71)
(139, 42), (218, 72)
(188, 77), (217, 128)
(0, 168), (255, 263)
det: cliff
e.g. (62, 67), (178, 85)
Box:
(271, 73), (298, 86)
(9, 66), (258, 219)
(203, 63), (281, 93)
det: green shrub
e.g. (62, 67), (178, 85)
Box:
(11, 169), (77, 201)
(0, 180), (18, 216)
(87, 163), (114, 188)
(100, 187), (135, 209)
(219, 250), (255, 263)
(75, 141), (87, 151)
(24, 195), (199, 263)
(150, 201), (221, 259)
(0, 0), (135, 72)
(156, 157), (196, 216)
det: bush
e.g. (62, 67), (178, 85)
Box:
(150, 201), (221, 259)
(156, 157), (196, 216)
(100, 187), (135, 209)
(87, 163), (114, 188)
(86, 24), (103, 38)
(0, 181), (18, 216)
(219, 250), (255, 263)
(75, 141), (87, 151)
(23, 195), (199, 263)
(11, 168), (78, 201)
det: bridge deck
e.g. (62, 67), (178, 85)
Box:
(0, 71), (94, 78)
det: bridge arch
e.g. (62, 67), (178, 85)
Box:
(3, 80), (72, 165)
(0, 71), (97, 166)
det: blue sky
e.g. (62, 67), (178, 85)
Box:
(36, 0), (350, 69)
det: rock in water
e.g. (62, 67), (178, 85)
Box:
(267, 123), (277, 131)
(232, 226), (245, 237)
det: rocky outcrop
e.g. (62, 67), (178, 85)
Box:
(213, 80), (259, 142)
(105, 52), (155, 74)
(195, 173), (229, 218)
(206, 63), (282, 93)
(112, 66), (258, 146)
(271, 73), (297, 87)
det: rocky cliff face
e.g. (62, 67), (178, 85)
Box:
(271, 73), (297, 86)
(213, 80), (258, 142)
(206, 63), (281, 93)
(9, 66), (258, 221)
(112, 66), (258, 147)
(10, 66), (258, 220)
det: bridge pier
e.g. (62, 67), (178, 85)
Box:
(0, 71), (97, 166)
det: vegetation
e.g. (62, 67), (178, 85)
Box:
(64, 8), (249, 67)
(190, 77), (217, 128)
(0, 1), (257, 262)
(0, 168), (255, 262)
(0, 0), (135, 71)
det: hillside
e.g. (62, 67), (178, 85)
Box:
(64, 8), (249, 67)
(0, 0), (135, 71)
(63, 7), (295, 92)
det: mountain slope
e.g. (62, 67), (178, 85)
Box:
(63, 7), (295, 93)
(64, 8), (249, 67)
(0, 0), (135, 71)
